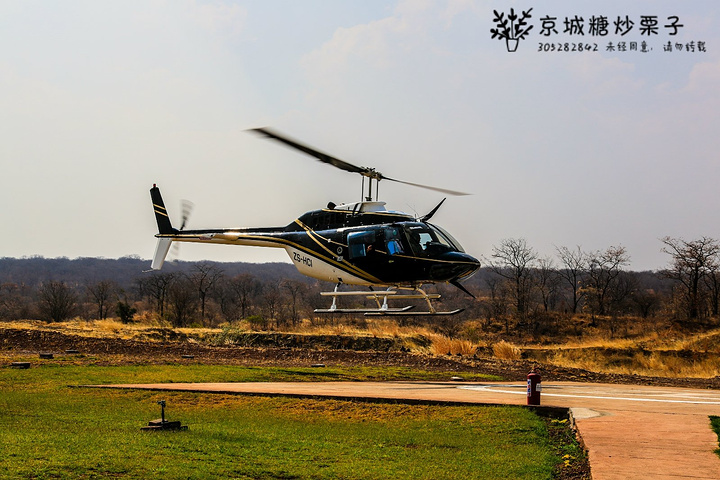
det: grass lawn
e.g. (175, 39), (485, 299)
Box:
(0, 362), (577, 479)
(711, 416), (720, 457)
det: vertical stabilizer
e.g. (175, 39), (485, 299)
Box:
(150, 185), (174, 234)
(150, 185), (175, 270)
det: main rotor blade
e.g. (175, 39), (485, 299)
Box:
(382, 176), (471, 196)
(249, 127), (471, 196)
(250, 127), (367, 175)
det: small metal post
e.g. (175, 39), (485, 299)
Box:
(158, 400), (166, 423)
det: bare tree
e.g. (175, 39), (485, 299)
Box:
(585, 246), (630, 316)
(0, 283), (31, 320)
(86, 280), (117, 320)
(167, 274), (198, 327)
(555, 245), (588, 314)
(214, 277), (240, 323)
(534, 256), (561, 313)
(612, 271), (638, 314)
(190, 262), (224, 326)
(38, 281), (78, 323)
(704, 269), (720, 317)
(661, 236), (720, 320)
(487, 238), (538, 320)
(137, 272), (175, 317)
(630, 287), (660, 319)
(283, 280), (306, 327)
(262, 281), (281, 328)
(232, 273), (262, 318)
(215, 274), (263, 322)
(484, 275), (509, 331)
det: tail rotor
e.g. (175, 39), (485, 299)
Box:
(170, 199), (194, 261)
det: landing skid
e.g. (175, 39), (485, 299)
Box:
(314, 306), (415, 315)
(314, 285), (463, 316)
(365, 308), (463, 317)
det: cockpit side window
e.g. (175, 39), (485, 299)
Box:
(405, 226), (431, 256)
(347, 230), (377, 259)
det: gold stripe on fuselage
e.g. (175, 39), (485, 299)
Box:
(162, 230), (383, 284)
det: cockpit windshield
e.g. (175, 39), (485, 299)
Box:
(403, 223), (463, 256)
(428, 223), (465, 253)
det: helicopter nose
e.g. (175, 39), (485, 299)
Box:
(453, 252), (481, 279)
(430, 252), (481, 281)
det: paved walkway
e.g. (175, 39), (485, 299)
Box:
(93, 381), (720, 479)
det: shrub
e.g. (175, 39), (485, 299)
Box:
(493, 340), (521, 360)
(247, 314), (268, 330)
(116, 301), (137, 324)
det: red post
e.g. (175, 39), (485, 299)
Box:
(527, 370), (541, 405)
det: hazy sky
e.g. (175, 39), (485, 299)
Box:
(1, 0), (718, 271)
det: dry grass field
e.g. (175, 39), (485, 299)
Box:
(4, 315), (720, 380)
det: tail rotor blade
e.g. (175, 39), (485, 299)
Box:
(170, 199), (194, 262)
(169, 241), (181, 262)
(179, 199), (194, 231)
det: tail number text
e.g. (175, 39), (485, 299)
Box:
(293, 252), (313, 268)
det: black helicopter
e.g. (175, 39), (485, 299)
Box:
(150, 128), (480, 315)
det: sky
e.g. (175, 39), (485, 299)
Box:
(1, 0), (719, 272)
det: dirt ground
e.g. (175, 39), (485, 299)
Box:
(3, 327), (720, 391)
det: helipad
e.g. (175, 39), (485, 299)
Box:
(91, 381), (720, 479)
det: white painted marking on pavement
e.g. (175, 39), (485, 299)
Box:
(460, 385), (720, 405)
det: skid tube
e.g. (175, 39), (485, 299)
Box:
(314, 284), (464, 316)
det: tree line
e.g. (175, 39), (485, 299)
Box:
(0, 257), (316, 329)
(2, 236), (720, 335)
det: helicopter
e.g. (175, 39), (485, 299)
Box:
(149, 128), (480, 316)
